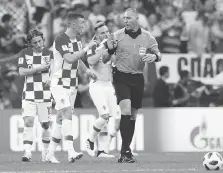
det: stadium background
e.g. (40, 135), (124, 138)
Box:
(1, 1), (223, 171)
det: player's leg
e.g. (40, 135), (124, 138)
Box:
(87, 82), (110, 157)
(37, 102), (52, 162)
(66, 89), (83, 162)
(103, 87), (121, 156)
(46, 111), (62, 163)
(47, 87), (83, 163)
(21, 100), (36, 162)
(105, 106), (121, 153)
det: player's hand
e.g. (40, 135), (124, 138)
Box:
(36, 64), (50, 73)
(40, 64), (50, 71)
(86, 69), (97, 82)
(141, 54), (156, 63)
(86, 40), (97, 49)
(107, 33), (117, 50)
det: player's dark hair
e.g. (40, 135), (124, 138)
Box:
(159, 66), (169, 76)
(26, 29), (44, 46)
(66, 12), (84, 22)
(94, 22), (105, 31)
(2, 14), (11, 23)
(179, 70), (189, 79)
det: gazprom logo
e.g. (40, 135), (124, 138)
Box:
(190, 117), (223, 150)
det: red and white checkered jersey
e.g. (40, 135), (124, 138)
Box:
(18, 47), (53, 102)
(51, 33), (82, 90)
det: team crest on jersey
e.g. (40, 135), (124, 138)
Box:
(42, 56), (50, 64)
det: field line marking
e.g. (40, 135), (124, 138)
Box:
(0, 168), (201, 173)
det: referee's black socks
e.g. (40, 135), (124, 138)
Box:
(129, 119), (136, 145)
(120, 115), (131, 153)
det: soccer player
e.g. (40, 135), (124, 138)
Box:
(107, 8), (161, 163)
(85, 22), (120, 158)
(46, 13), (97, 163)
(18, 29), (53, 162)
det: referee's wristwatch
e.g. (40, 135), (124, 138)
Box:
(154, 53), (161, 62)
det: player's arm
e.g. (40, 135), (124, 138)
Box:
(79, 59), (89, 73)
(56, 37), (97, 64)
(18, 50), (49, 76)
(88, 39), (112, 64)
(87, 45), (106, 65)
(19, 65), (50, 76)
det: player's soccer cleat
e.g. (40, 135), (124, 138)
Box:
(41, 150), (48, 162)
(118, 151), (136, 163)
(68, 151), (83, 163)
(21, 152), (32, 162)
(86, 139), (96, 157)
(97, 150), (115, 158)
(46, 153), (60, 163)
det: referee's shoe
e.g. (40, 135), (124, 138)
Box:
(118, 151), (136, 163)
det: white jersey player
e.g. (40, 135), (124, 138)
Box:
(46, 13), (97, 163)
(18, 29), (53, 162)
(86, 22), (121, 157)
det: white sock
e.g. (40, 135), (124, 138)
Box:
(23, 127), (33, 153)
(89, 117), (107, 142)
(42, 127), (51, 151)
(104, 134), (113, 154)
(62, 119), (75, 153)
(107, 117), (117, 137)
(48, 123), (62, 155)
(104, 117), (118, 153)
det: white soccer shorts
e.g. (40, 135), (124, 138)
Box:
(89, 80), (120, 119)
(22, 100), (52, 122)
(50, 86), (77, 111)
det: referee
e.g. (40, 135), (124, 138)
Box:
(107, 8), (161, 163)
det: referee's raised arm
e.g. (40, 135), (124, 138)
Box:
(107, 8), (161, 163)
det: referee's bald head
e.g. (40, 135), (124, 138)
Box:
(123, 8), (139, 31)
(124, 8), (138, 18)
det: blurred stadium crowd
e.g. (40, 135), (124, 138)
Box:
(0, 0), (223, 109)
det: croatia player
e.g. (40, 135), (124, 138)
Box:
(46, 13), (97, 163)
(86, 22), (121, 157)
(18, 29), (53, 162)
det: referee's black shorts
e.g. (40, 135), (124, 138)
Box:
(113, 67), (144, 109)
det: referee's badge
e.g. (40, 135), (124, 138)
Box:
(139, 46), (146, 56)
